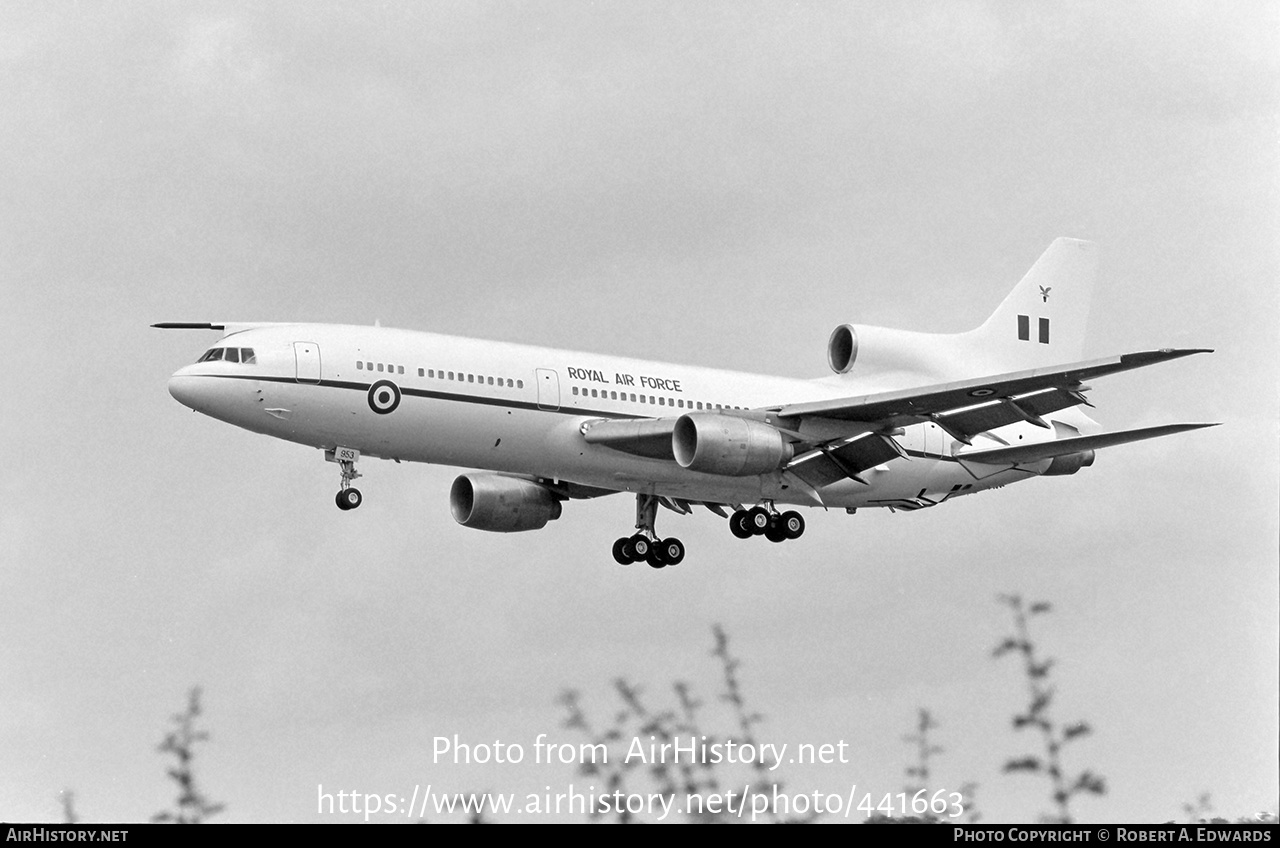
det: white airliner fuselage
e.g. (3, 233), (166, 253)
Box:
(169, 324), (1060, 508)
(160, 239), (1214, 566)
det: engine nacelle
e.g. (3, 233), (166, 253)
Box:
(1042, 450), (1096, 476)
(672, 414), (793, 476)
(828, 324), (859, 373)
(449, 474), (563, 532)
(825, 322), (987, 384)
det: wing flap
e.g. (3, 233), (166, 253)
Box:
(787, 433), (903, 487)
(954, 423), (1219, 465)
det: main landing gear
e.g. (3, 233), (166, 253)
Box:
(729, 503), (805, 543)
(612, 494), (686, 569)
(328, 447), (363, 511)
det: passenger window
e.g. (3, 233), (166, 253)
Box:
(506, 379), (513, 388)
(610, 391), (617, 400)
(417, 368), (424, 377)
(677, 399), (683, 408)
(398, 366), (404, 375)
(377, 363), (384, 372)
(366, 362), (373, 370)
(517, 380), (524, 389)
(468, 374), (474, 383)
(589, 389), (596, 398)
(357, 361), (364, 370)
(630, 394), (636, 402)
(448, 371), (454, 380)
(658, 397), (665, 406)
(488, 377), (494, 385)
(572, 387), (579, 396)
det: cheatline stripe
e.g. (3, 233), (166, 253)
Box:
(193, 372), (651, 420)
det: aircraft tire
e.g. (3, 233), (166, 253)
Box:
(780, 511), (805, 539)
(612, 537), (634, 565)
(659, 538), (685, 566)
(629, 534), (652, 560)
(765, 522), (788, 543)
(730, 511), (753, 539)
(337, 488), (362, 510)
(646, 547), (666, 569)
(747, 507), (771, 535)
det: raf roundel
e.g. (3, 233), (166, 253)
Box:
(367, 380), (402, 415)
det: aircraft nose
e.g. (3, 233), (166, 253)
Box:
(168, 368), (203, 410)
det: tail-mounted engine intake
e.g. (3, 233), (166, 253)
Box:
(450, 474), (563, 532)
(672, 414), (793, 476)
(828, 324), (859, 374)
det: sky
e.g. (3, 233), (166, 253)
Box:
(2, 0), (1276, 824)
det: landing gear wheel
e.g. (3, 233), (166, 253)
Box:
(780, 510), (805, 540)
(658, 538), (685, 566)
(336, 488), (362, 511)
(730, 510), (753, 539)
(747, 507), (771, 535)
(612, 537), (635, 565)
(765, 520), (788, 543)
(646, 545), (666, 569)
(629, 534), (652, 561)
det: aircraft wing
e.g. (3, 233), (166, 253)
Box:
(773, 348), (1211, 444)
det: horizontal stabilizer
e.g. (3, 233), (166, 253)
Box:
(955, 423), (1219, 465)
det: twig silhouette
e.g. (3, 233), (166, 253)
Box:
(994, 595), (1105, 823)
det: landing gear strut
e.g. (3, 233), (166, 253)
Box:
(327, 447), (363, 511)
(612, 493), (685, 568)
(729, 502), (804, 543)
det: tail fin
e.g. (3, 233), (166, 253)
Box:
(969, 238), (1099, 368)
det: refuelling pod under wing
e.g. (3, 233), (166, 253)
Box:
(1042, 450), (1095, 476)
(672, 414), (793, 476)
(450, 474), (563, 532)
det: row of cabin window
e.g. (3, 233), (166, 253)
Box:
(570, 385), (740, 411)
(197, 347), (256, 364)
(357, 361), (405, 374)
(356, 360), (523, 389)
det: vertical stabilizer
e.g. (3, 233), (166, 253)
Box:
(970, 238), (1098, 368)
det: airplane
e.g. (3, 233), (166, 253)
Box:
(157, 238), (1215, 568)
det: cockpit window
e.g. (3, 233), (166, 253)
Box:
(196, 346), (255, 364)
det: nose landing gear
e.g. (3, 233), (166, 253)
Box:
(612, 493), (685, 568)
(326, 447), (363, 511)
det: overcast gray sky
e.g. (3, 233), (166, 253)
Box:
(2, 1), (1276, 823)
